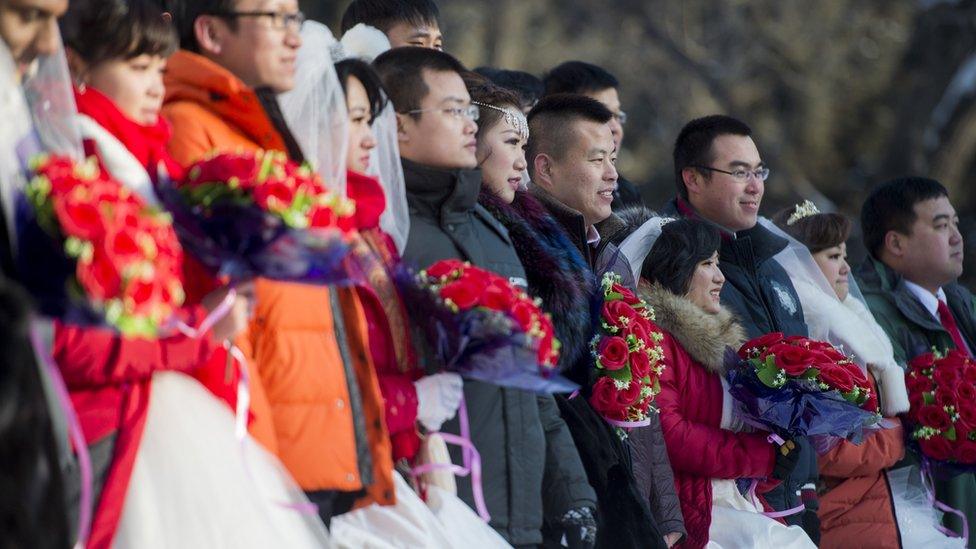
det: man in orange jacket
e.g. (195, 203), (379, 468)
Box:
(159, 0), (395, 526)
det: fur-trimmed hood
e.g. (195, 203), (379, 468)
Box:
(640, 282), (745, 374)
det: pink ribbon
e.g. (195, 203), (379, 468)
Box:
(163, 289), (237, 339)
(746, 434), (806, 519)
(604, 417), (651, 429)
(411, 396), (491, 523)
(29, 321), (92, 549)
(921, 459), (969, 545)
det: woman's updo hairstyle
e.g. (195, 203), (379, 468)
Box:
(641, 218), (721, 295)
(61, 0), (177, 66)
(772, 206), (852, 253)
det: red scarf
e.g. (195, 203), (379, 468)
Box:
(346, 170), (387, 231)
(73, 86), (184, 181)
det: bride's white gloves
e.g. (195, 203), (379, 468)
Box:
(414, 373), (464, 432)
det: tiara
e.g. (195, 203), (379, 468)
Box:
(472, 101), (529, 141)
(786, 200), (820, 226)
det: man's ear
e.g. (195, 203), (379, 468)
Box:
(682, 167), (705, 196)
(194, 16), (224, 56)
(395, 112), (410, 144)
(883, 230), (906, 259)
(532, 153), (555, 190)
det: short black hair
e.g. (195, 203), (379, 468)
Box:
(642, 219), (721, 296)
(525, 93), (612, 178)
(861, 176), (949, 258)
(335, 58), (388, 122)
(474, 66), (543, 111)
(62, 0), (178, 66)
(542, 61), (619, 97)
(340, 0), (440, 34)
(373, 46), (467, 115)
(152, 0), (236, 53)
(673, 115), (753, 199)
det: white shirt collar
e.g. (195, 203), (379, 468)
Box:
(903, 279), (948, 320)
(586, 225), (601, 247)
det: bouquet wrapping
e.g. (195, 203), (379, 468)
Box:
(727, 332), (883, 453)
(157, 150), (356, 285)
(905, 350), (976, 477)
(588, 273), (667, 427)
(395, 259), (575, 393)
(17, 154), (184, 337)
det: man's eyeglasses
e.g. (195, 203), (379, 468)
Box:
(613, 111), (628, 125)
(692, 165), (770, 182)
(211, 10), (305, 31)
(405, 105), (480, 121)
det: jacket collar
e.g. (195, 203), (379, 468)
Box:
(529, 183), (626, 264)
(163, 50), (287, 154)
(664, 196), (788, 263)
(401, 158), (482, 225)
(640, 282), (745, 374)
(858, 255), (944, 333)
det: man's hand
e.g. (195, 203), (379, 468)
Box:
(202, 282), (253, 342)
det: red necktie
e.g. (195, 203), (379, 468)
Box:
(937, 299), (971, 357)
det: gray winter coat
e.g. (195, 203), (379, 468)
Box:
(401, 160), (595, 545)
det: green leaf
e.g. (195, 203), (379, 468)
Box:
(607, 364), (633, 383)
(756, 363), (783, 388)
(923, 391), (935, 405)
(801, 367), (820, 380)
(945, 426), (958, 442)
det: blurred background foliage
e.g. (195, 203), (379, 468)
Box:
(306, 0), (976, 279)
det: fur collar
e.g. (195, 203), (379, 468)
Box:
(640, 282), (745, 374)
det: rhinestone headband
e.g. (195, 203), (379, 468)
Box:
(786, 199), (821, 226)
(472, 101), (529, 141)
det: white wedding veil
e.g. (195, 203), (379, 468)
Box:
(278, 21), (348, 194)
(617, 215), (677, 282)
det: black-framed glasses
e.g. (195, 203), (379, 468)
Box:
(210, 10), (305, 31)
(692, 165), (770, 182)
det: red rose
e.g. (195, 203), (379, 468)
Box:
(918, 404), (952, 431)
(187, 153), (259, 187)
(124, 276), (163, 315)
(906, 372), (933, 395)
(598, 336), (630, 371)
(253, 180), (297, 212)
(481, 282), (516, 312)
(612, 283), (639, 305)
(863, 389), (879, 413)
(934, 365), (961, 389)
(964, 366), (976, 384)
(955, 420), (976, 443)
(536, 329), (557, 366)
(54, 197), (105, 241)
(818, 364), (855, 393)
(630, 349), (651, 379)
(838, 361), (870, 388)
(308, 206), (337, 228)
(919, 435), (954, 461)
(511, 300), (536, 332)
(961, 384), (976, 408)
(739, 332), (785, 358)
(625, 317), (650, 344)
(909, 353), (936, 372)
(76, 246), (122, 301)
(590, 377), (626, 420)
(426, 259), (465, 279)
(908, 395), (926, 422)
(602, 300), (639, 328)
(955, 441), (976, 464)
(958, 400), (976, 426)
(104, 228), (145, 266)
(439, 280), (480, 309)
(616, 380), (642, 408)
(766, 343), (817, 376)
(457, 268), (492, 289)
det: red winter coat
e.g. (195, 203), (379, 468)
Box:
(346, 170), (422, 461)
(643, 283), (776, 549)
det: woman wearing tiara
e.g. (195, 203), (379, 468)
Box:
(772, 202), (962, 548)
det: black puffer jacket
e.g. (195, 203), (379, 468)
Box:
(401, 160), (593, 545)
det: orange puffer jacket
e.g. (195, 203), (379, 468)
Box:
(817, 377), (904, 549)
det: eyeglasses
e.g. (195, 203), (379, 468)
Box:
(211, 10), (306, 31)
(613, 111), (628, 125)
(692, 165), (770, 182)
(405, 105), (480, 121)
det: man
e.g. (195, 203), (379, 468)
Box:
(374, 47), (596, 547)
(542, 61), (643, 210)
(526, 93), (684, 548)
(662, 114), (819, 540)
(163, 0), (397, 527)
(857, 177), (976, 544)
(340, 0), (442, 50)
(0, 1), (70, 546)
(474, 66), (543, 113)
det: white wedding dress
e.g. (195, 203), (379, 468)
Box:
(113, 372), (331, 548)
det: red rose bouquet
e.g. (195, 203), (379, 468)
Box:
(17, 155), (184, 337)
(589, 273), (666, 427)
(727, 332), (883, 452)
(395, 259), (574, 393)
(157, 150), (356, 284)
(906, 350), (976, 473)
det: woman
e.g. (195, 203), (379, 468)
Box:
(59, 2), (328, 547)
(471, 77), (673, 549)
(636, 217), (814, 549)
(772, 204), (957, 548)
